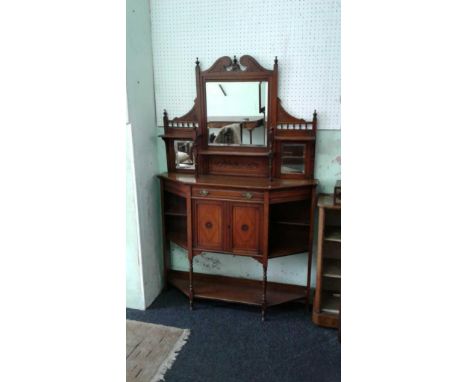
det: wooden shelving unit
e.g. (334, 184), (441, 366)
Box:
(313, 194), (341, 328)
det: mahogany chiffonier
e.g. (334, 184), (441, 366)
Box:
(158, 55), (319, 320)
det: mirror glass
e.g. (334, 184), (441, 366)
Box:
(206, 81), (268, 146)
(281, 143), (305, 174)
(174, 140), (195, 169)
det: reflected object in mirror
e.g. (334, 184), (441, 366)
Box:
(174, 140), (195, 169)
(280, 143), (305, 174)
(206, 81), (268, 147)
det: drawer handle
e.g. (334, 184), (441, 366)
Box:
(199, 189), (209, 196)
(205, 221), (213, 229)
(241, 224), (249, 232)
(242, 192), (253, 200)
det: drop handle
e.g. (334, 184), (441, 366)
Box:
(242, 192), (253, 200)
(199, 189), (209, 196)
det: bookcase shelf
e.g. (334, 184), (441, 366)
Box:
(313, 194), (341, 329)
(323, 259), (341, 278)
(324, 227), (341, 242)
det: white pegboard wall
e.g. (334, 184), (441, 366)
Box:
(150, 0), (340, 130)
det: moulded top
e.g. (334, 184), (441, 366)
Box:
(158, 172), (317, 190)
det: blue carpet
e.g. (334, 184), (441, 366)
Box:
(126, 287), (340, 382)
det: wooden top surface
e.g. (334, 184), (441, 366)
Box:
(158, 172), (318, 190)
(318, 194), (341, 209)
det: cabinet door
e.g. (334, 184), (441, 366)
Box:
(194, 200), (224, 251)
(231, 204), (263, 255)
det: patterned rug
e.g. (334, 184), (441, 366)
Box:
(127, 320), (190, 382)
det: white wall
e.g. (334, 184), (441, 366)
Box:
(151, 0), (340, 129)
(126, 0), (163, 309)
(126, 123), (144, 309)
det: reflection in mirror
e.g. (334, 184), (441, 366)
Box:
(281, 143), (305, 174)
(174, 140), (195, 169)
(206, 81), (268, 146)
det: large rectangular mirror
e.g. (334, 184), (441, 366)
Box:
(206, 81), (268, 146)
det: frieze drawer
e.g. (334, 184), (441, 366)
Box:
(192, 187), (263, 202)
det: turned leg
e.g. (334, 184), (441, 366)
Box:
(262, 263), (268, 321)
(189, 255), (194, 310)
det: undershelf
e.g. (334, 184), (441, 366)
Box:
(168, 270), (306, 307)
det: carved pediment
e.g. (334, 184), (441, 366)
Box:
(202, 55), (273, 74)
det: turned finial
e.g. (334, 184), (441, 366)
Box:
(195, 57), (199, 66)
(274, 56), (278, 65)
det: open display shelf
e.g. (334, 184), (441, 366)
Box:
(269, 199), (311, 258)
(164, 191), (188, 250)
(313, 194), (341, 328)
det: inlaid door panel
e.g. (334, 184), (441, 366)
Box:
(194, 200), (224, 251)
(231, 204), (262, 254)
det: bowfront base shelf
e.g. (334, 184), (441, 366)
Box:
(168, 270), (306, 307)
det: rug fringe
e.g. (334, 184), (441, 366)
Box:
(150, 328), (191, 382)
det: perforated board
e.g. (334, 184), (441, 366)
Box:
(150, 0), (340, 130)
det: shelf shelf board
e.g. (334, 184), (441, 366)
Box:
(275, 136), (316, 141)
(281, 156), (306, 160)
(168, 270), (306, 307)
(323, 259), (341, 278)
(164, 211), (187, 217)
(272, 220), (310, 227)
(321, 292), (340, 315)
(324, 227), (341, 243)
(269, 243), (309, 258)
(167, 231), (188, 250)
(199, 150), (270, 157)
